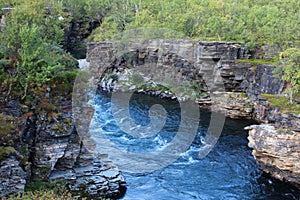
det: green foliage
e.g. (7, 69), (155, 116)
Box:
(0, 113), (21, 146)
(141, 83), (169, 93)
(89, 0), (299, 50)
(16, 25), (62, 93)
(129, 73), (144, 85)
(1, 0), (67, 45)
(237, 59), (279, 66)
(273, 48), (300, 102)
(260, 94), (300, 114)
(61, 0), (109, 21)
(4, 190), (74, 200)
(3, 179), (78, 200)
(281, 48), (300, 96)
(0, 0), (77, 100)
(0, 146), (16, 161)
(48, 70), (78, 98)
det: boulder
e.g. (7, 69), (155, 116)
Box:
(0, 156), (26, 196)
(246, 124), (300, 189)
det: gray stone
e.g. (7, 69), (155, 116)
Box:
(247, 125), (300, 189)
(0, 156), (26, 196)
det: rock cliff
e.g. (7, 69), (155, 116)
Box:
(28, 101), (126, 199)
(0, 156), (26, 196)
(0, 89), (126, 198)
(86, 40), (299, 190)
(246, 125), (300, 189)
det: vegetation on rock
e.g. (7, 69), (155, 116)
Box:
(260, 94), (300, 114)
(279, 48), (300, 101)
(3, 179), (82, 200)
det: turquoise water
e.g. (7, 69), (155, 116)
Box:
(91, 92), (300, 200)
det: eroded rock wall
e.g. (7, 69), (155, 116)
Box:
(86, 40), (284, 118)
(247, 125), (300, 189)
(86, 40), (300, 190)
(0, 156), (26, 196)
(87, 41), (285, 97)
(86, 41), (251, 93)
(0, 95), (126, 199)
(25, 102), (126, 199)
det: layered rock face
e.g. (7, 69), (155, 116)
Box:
(0, 96), (126, 198)
(26, 102), (126, 199)
(86, 40), (284, 118)
(86, 41), (249, 94)
(246, 98), (300, 189)
(247, 125), (300, 189)
(0, 156), (26, 196)
(86, 40), (299, 189)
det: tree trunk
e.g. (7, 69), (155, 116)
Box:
(5, 79), (12, 102)
(290, 87), (294, 103)
(21, 83), (28, 100)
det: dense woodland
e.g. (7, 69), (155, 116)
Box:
(0, 0), (300, 198)
(0, 0), (299, 101)
(0, 0), (300, 99)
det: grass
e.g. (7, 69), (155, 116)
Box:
(3, 190), (75, 200)
(0, 113), (21, 147)
(260, 94), (300, 114)
(236, 58), (279, 66)
(4, 179), (81, 200)
(0, 146), (17, 162)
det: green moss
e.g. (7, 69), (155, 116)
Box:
(51, 123), (66, 133)
(0, 113), (21, 146)
(40, 104), (57, 112)
(236, 59), (279, 66)
(0, 146), (17, 161)
(105, 72), (119, 81)
(30, 167), (52, 182)
(239, 92), (248, 98)
(26, 178), (66, 192)
(10, 179), (81, 200)
(5, 189), (76, 200)
(129, 73), (144, 85)
(260, 94), (300, 114)
(51, 118), (72, 134)
(194, 92), (208, 99)
(63, 118), (72, 126)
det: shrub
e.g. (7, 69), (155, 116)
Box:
(0, 146), (17, 162)
(260, 94), (300, 114)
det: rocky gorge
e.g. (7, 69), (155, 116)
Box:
(86, 40), (300, 190)
(0, 39), (299, 199)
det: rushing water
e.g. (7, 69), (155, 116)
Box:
(90, 91), (300, 200)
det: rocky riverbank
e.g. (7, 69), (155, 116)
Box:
(245, 99), (300, 189)
(0, 79), (126, 198)
(1, 40), (299, 197)
(87, 40), (299, 189)
(246, 124), (300, 189)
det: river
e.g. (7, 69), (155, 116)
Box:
(90, 91), (300, 200)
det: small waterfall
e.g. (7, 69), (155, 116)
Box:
(78, 59), (90, 70)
